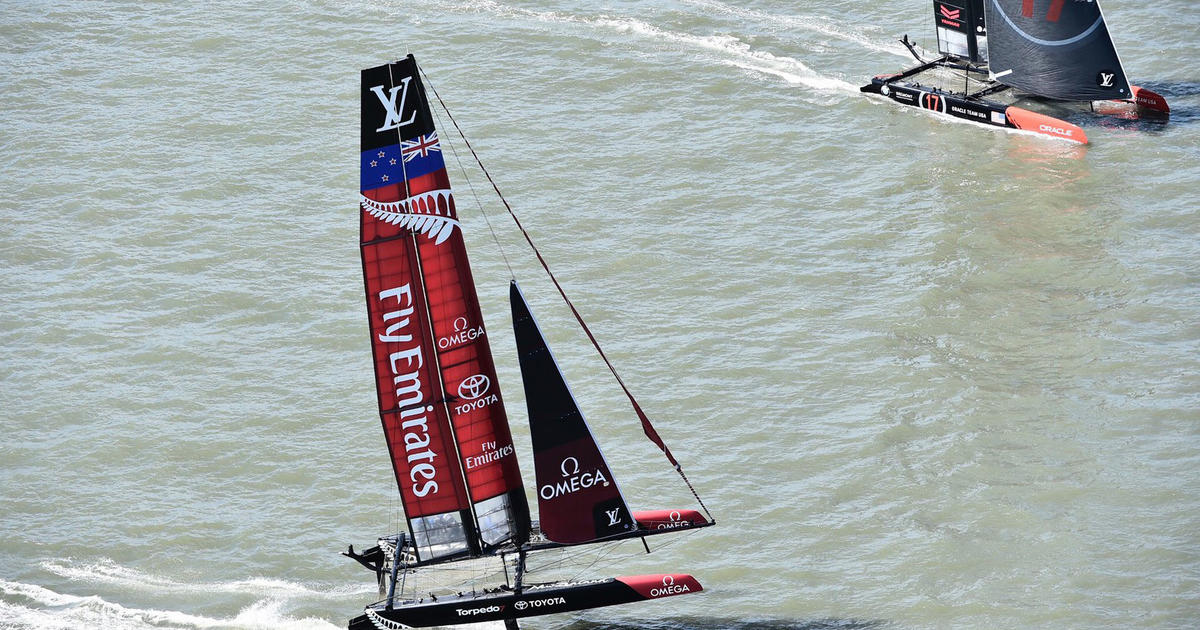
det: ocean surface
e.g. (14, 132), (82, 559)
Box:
(2, 1), (1198, 628)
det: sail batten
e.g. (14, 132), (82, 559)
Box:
(983, 0), (1130, 100)
(361, 56), (529, 562)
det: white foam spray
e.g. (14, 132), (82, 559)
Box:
(1, 559), (368, 630)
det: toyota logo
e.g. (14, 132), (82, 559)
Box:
(514, 601), (528, 610)
(457, 374), (491, 400)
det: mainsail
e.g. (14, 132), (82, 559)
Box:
(360, 56), (529, 563)
(510, 281), (636, 544)
(983, 0), (1130, 100)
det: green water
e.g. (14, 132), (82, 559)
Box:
(2, 1), (1197, 628)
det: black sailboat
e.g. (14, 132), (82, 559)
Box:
(861, 0), (1169, 143)
(345, 55), (714, 630)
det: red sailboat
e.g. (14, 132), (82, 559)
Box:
(344, 55), (715, 629)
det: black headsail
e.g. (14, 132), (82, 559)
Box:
(983, 0), (1130, 100)
(509, 281), (636, 544)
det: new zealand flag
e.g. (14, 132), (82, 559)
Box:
(361, 57), (444, 193)
(360, 132), (446, 192)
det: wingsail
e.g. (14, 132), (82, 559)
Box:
(934, 0), (988, 62)
(360, 57), (528, 563)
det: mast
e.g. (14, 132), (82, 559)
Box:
(360, 56), (529, 563)
(982, 0), (1130, 100)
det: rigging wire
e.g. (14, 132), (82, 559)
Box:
(420, 69), (517, 280)
(528, 534), (690, 582)
(565, 545), (620, 582)
(421, 71), (714, 524)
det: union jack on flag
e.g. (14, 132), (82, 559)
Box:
(402, 132), (441, 162)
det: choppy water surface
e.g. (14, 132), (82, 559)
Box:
(2, 1), (1198, 628)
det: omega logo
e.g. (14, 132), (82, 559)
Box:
(649, 575), (691, 598)
(540, 457), (610, 500)
(438, 316), (485, 350)
(560, 457), (580, 477)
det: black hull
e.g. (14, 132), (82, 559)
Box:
(862, 75), (1007, 128)
(861, 67), (1087, 144)
(860, 48), (1099, 143)
(862, 49), (1171, 143)
(348, 574), (701, 629)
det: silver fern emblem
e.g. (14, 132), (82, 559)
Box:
(360, 188), (460, 245)
(364, 608), (405, 630)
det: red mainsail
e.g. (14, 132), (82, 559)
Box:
(360, 56), (527, 561)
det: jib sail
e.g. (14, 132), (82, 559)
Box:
(360, 56), (528, 561)
(983, 0), (1130, 100)
(509, 281), (636, 544)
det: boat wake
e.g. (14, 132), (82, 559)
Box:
(39, 558), (373, 598)
(0, 587), (339, 630)
(400, 0), (861, 95)
(678, 0), (914, 59)
(583, 16), (859, 94)
(0, 559), (373, 630)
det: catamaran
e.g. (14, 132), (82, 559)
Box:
(861, 0), (1170, 143)
(343, 55), (715, 629)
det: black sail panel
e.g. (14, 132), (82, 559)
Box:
(983, 0), (1130, 100)
(934, 0), (988, 62)
(509, 281), (636, 544)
